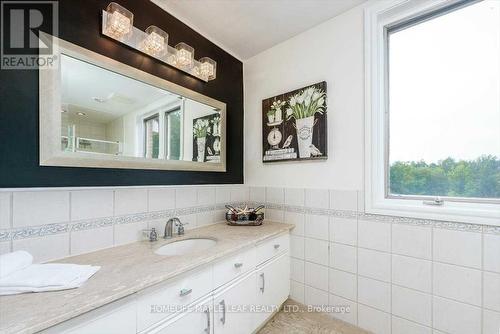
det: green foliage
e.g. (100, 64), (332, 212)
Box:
(389, 155), (500, 198)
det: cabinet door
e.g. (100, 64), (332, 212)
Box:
(149, 297), (212, 334)
(213, 272), (256, 334)
(42, 296), (137, 334)
(254, 253), (290, 326)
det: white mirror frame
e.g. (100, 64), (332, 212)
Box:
(39, 33), (226, 172)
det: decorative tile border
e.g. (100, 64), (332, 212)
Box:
(0, 200), (498, 242)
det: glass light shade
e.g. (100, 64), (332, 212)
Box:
(142, 26), (168, 56)
(105, 2), (133, 40)
(199, 57), (216, 80)
(175, 42), (194, 68)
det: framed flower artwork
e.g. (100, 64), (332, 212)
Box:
(262, 81), (327, 162)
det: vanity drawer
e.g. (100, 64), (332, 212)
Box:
(256, 233), (289, 265)
(213, 246), (256, 288)
(136, 265), (213, 332)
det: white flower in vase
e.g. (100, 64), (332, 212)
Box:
(285, 86), (326, 158)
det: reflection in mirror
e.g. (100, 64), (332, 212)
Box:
(60, 54), (222, 163)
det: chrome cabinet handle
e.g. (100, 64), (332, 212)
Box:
(260, 273), (265, 293)
(204, 308), (211, 334)
(274, 244), (280, 249)
(219, 299), (226, 325)
(234, 262), (243, 268)
(179, 288), (192, 296)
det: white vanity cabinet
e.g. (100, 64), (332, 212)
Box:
(254, 253), (290, 326)
(147, 296), (213, 334)
(213, 272), (257, 334)
(42, 232), (290, 334)
(41, 295), (137, 334)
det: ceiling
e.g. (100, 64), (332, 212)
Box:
(61, 54), (178, 123)
(151, 0), (367, 60)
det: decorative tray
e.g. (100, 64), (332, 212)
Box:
(225, 205), (264, 226)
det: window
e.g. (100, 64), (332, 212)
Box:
(144, 114), (159, 159)
(365, 0), (500, 225)
(165, 108), (182, 160)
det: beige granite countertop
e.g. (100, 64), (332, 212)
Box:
(0, 221), (293, 334)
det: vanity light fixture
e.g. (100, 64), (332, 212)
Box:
(101, 2), (217, 82)
(103, 2), (133, 41)
(174, 42), (194, 68)
(142, 26), (168, 57)
(199, 57), (217, 81)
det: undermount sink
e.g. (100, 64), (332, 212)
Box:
(155, 238), (217, 256)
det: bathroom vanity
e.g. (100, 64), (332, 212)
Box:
(0, 222), (292, 334)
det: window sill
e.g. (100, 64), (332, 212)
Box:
(366, 197), (500, 227)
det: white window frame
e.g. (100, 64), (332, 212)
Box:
(364, 0), (500, 226)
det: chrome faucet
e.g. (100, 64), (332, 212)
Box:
(164, 217), (188, 238)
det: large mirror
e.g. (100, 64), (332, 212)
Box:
(39, 35), (226, 172)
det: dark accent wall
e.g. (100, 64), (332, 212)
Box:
(0, 0), (244, 188)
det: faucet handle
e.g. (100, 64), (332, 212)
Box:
(142, 228), (158, 242)
(176, 221), (188, 235)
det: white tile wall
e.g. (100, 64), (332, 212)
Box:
(3, 185), (500, 334)
(392, 285), (431, 326)
(484, 233), (500, 273)
(71, 190), (114, 221)
(274, 186), (500, 334)
(175, 187), (197, 209)
(305, 237), (329, 266)
(358, 276), (391, 312)
(0, 192), (11, 229)
(358, 304), (391, 334)
(330, 190), (358, 211)
(483, 271), (500, 312)
(0, 241), (12, 255)
(433, 262), (482, 306)
(432, 296), (481, 334)
(305, 262), (329, 291)
(285, 211), (304, 236)
(305, 188), (329, 209)
(483, 309), (500, 334)
(392, 255), (432, 293)
(329, 268), (357, 301)
(215, 187), (230, 204)
(330, 217), (357, 246)
(392, 316), (431, 334)
(329, 294), (358, 325)
(290, 257), (305, 283)
(358, 248), (391, 282)
(391, 223), (432, 260)
(358, 220), (391, 252)
(284, 188), (304, 206)
(329, 242), (357, 273)
(305, 214), (328, 240)
(305, 285), (329, 307)
(13, 191), (69, 227)
(13, 233), (70, 263)
(114, 189), (148, 215)
(249, 186), (266, 202)
(265, 187), (284, 204)
(71, 226), (114, 255)
(197, 187), (215, 206)
(433, 228), (482, 269)
(148, 188), (175, 212)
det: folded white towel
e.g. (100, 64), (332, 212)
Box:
(0, 265), (100, 295)
(0, 251), (100, 295)
(0, 251), (33, 278)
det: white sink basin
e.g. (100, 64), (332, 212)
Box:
(155, 238), (217, 256)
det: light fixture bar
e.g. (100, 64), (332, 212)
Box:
(101, 6), (216, 82)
